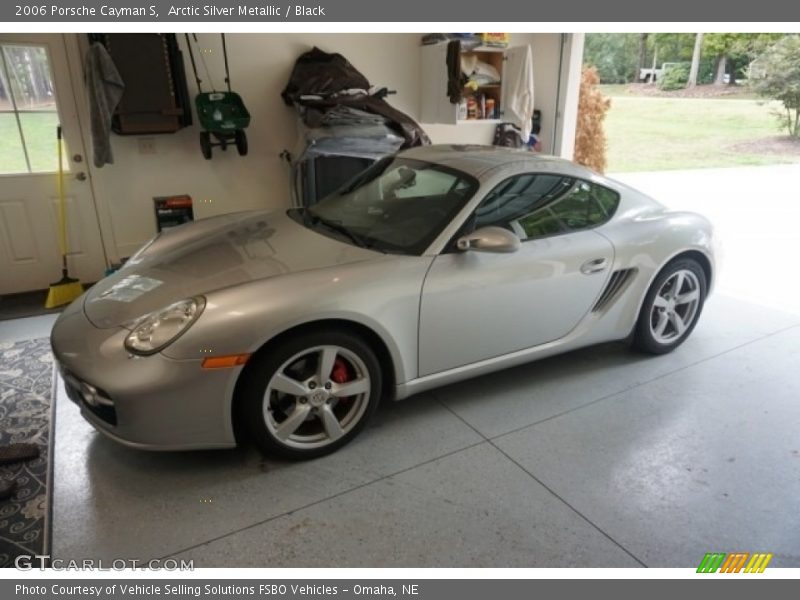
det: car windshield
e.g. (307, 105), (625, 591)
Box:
(294, 157), (479, 255)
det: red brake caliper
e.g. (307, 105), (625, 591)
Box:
(331, 358), (353, 403)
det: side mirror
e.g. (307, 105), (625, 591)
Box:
(456, 226), (520, 253)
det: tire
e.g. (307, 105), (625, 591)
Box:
(235, 129), (248, 156)
(242, 329), (382, 459)
(200, 131), (212, 160)
(633, 258), (707, 354)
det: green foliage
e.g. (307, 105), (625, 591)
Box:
(649, 33), (696, 63)
(584, 33), (709, 84)
(583, 33), (789, 86)
(583, 33), (640, 83)
(752, 35), (800, 137)
(697, 59), (717, 84)
(659, 63), (690, 91)
(703, 33), (740, 57)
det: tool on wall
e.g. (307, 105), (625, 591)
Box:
(184, 33), (251, 160)
(45, 126), (84, 309)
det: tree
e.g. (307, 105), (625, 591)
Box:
(583, 33), (640, 83)
(753, 34), (800, 138)
(704, 33), (785, 86)
(635, 33), (649, 82)
(752, 35), (800, 137)
(704, 33), (737, 85)
(687, 33), (704, 87)
(574, 67), (612, 173)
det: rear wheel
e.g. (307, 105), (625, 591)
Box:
(242, 330), (382, 459)
(199, 131), (212, 159)
(235, 129), (248, 156)
(633, 258), (707, 354)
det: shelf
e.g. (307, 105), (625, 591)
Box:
(457, 119), (501, 124)
(462, 45), (507, 53)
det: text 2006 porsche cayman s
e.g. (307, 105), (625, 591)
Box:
(51, 145), (715, 458)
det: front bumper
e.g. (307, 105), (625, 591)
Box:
(51, 298), (240, 450)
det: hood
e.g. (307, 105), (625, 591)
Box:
(84, 210), (377, 328)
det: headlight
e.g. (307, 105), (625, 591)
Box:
(124, 297), (205, 355)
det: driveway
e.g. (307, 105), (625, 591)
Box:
(612, 163), (800, 315)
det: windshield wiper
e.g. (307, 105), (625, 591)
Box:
(302, 209), (375, 250)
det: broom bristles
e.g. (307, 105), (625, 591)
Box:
(45, 280), (84, 309)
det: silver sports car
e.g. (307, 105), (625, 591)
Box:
(51, 145), (715, 458)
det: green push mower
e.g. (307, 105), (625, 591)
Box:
(185, 33), (250, 160)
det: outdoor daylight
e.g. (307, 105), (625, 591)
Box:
(575, 33), (800, 314)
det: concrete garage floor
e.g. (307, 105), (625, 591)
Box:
(4, 163), (797, 568)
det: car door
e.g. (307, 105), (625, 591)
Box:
(418, 173), (617, 376)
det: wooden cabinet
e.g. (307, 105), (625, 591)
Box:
(420, 43), (530, 125)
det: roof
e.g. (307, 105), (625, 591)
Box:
(400, 144), (596, 180)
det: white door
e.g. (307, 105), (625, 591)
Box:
(0, 33), (107, 295)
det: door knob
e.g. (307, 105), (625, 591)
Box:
(75, 172), (87, 181)
(580, 258), (608, 274)
(73, 154), (83, 163)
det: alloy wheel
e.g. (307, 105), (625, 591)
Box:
(262, 345), (371, 450)
(649, 269), (701, 344)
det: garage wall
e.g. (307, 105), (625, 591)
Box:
(68, 33), (575, 262)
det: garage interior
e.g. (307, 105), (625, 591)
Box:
(1, 32), (799, 568)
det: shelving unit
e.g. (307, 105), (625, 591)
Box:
(420, 43), (529, 126)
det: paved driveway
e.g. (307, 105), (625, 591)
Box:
(613, 163), (800, 315)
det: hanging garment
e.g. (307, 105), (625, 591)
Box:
(446, 40), (465, 104)
(84, 42), (124, 167)
(504, 45), (535, 142)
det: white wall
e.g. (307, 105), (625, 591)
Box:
(71, 33), (574, 261)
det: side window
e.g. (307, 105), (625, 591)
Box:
(473, 174), (571, 238)
(548, 180), (607, 230)
(472, 174), (620, 241)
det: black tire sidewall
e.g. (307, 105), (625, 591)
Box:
(634, 258), (707, 354)
(242, 329), (382, 459)
(235, 130), (248, 156)
(200, 132), (212, 160)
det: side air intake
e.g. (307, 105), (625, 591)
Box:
(592, 268), (637, 313)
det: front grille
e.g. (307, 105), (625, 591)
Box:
(592, 268), (637, 313)
(62, 370), (118, 426)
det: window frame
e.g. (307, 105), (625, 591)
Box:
(445, 171), (621, 251)
(0, 42), (62, 176)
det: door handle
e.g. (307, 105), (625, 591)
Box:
(75, 172), (87, 181)
(581, 258), (608, 274)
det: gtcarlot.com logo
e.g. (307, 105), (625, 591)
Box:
(696, 552), (773, 573)
(14, 555), (194, 571)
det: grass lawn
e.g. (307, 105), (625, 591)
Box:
(599, 83), (761, 100)
(604, 95), (800, 172)
(0, 111), (61, 174)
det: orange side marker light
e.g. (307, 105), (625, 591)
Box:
(202, 353), (251, 369)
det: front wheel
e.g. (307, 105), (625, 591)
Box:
(242, 330), (382, 459)
(633, 258), (707, 354)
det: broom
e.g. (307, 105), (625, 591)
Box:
(45, 125), (83, 309)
